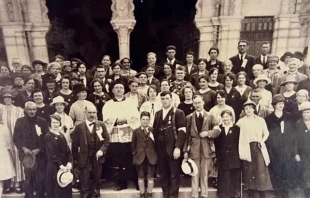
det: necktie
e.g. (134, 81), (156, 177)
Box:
(151, 103), (155, 116)
(263, 56), (266, 64)
(89, 122), (95, 126)
(240, 55), (243, 62)
(199, 113), (203, 121)
(143, 128), (149, 138)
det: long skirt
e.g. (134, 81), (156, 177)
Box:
(102, 142), (136, 181)
(217, 168), (241, 198)
(242, 142), (273, 191)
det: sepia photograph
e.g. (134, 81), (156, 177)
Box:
(0, 0), (310, 197)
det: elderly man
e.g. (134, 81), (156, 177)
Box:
(11, 58), (22, 73)
(184, 95), (220, 198)
(279, 58), (308, 94)
(153, 91), (186, 198)
(13, 101), (49, 198)
(72, 104), (110, 198)
(263, 55), (284, 94)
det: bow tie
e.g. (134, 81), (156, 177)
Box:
(89, 122), (95, 126)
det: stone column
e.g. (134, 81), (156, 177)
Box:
(194, 0), (217, 59)
(218, 0), (243, 60)
(110, 0), (136, 59)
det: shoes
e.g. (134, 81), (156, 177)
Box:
(72, 187), (80, 193)
(140, 193), (145, 198)
(14, 187), (22, 194)
(146, 192), (152, 198)
(3, 187), (12, 194)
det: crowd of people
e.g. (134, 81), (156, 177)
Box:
(0, 41), (310, 198)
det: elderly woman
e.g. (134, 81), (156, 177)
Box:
(21, 65), (33, 78)
(218, 60), (233, 83)
(237, 101), (273, 198)
(280, 78), (299, 114)
(45, 115), (73, 198)
(140, 85), (162, 126)
(265, 94), (298, 198)
(195, 75), (216, 112)
(51, 96), (74, 148)
(208, 68), (224, 92)
(190, 58), (209, 90)
(47, 62), (62, 82)
(235, 71), (252, 103)
(177, 85), (195, 117)
(263, 55), (284, 95)
(253, 74), (273, 112)
(297, 89), (309, 109)
(296, 101), (310, 198)
(102, 79), (140, 191)
(0, 90), (24, 194)
(15, 78), (35, 108)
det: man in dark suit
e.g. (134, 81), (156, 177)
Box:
(206, 47), (224, 74)
(72, 104), (110, 198)
(184, 51), (198, 81)
(159, 45), (184, 72)
(153, 91), (186, 198)
(229, 40), (255, 77)
(95, 65), (109, 93)
(77, 61), (93, 88)
(254, 42), (271, 69)
(13, 101), (49, 198)
(132, 111), (158, 198)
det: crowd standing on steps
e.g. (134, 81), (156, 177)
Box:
(0, 42), (310, 198)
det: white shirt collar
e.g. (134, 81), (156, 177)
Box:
(167, 58), (175, 64)
(162, 106), (173, 120)
(239, 53), (246, 59)
(195, 110), (204, 117)
(85, 119), (94, 125)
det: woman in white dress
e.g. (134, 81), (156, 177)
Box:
(0, 123), (16, 197)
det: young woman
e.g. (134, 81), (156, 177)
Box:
(160, 63), (175, 83)
(190, 58), (209, 90)
(21, 65), (33, 78)
(177, 85), (195, 116)
(195, 75), (216, 112)
(235, 71), (252, 103)
(55, 76), (77, 115)
(281, 79), (298, 114)
(236, 101), (273, 198)
(208, 68), (224, 92)
(45, 115), (72, 198)
(120, 58), (137, 81)
(29, 60), (46, 85)
(107, 63), (128, 85)
(87, 79), (111, 121)
(253, 74), (273, 112)
(265, 95), (298, 198)
(0, 64), (10, 76)
(214, 110), (241, 198)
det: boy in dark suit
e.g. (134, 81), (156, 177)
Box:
(132, 111), (157, 198)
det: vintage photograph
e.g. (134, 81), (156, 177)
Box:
(0, 0), (310, 198)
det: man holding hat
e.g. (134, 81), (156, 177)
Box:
(72, 103), (110, 198)
(13, 101), (49, 198)
(183, 95), (220, 198)
(263, 55), (284, 95)
(159, 45), (184, 71)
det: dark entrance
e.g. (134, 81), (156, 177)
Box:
(240, 16), (274, 56)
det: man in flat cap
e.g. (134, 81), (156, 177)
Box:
(160, 45), (184, 72)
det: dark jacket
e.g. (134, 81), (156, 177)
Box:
(224, 87), (243, 121)
(206, 60), (224, 74)
(229, 54), (255, 77)
(159, 59), (184, 72)
(153, 108), (186, 158)
(72, 120), (110, 168)
(184, 64), (198, 81)
(131, 127), (157, 165)
(254, 55), (269, 69)
(190, 71), (209, 90)
(214, 124), (241, 169)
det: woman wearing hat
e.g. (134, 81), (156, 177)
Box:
(214, 109), (241, 198)
(253, 74), (273, 112)
(295, 101), (310, 197)
(281, 78), (298, 114)
(45, 115), (73, 198)
(55, 76), (77, 114)
(0, 123), (16, 198)
(0, 90), (24, 194)
(279, 52), (293, 74)
(263, 55), (284, 95)
(265, 94), (298, 198)
(69, 83), (93, 126)
(51, 96), (74, 149)
(236, 101), (273, 198)
(42, 73), (59, 105)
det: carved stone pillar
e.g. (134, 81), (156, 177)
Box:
(194, 0), (217, 59)
(299, 0), (310, 64)
(218, 0), (243, 60)
(110, 0), (136, 59)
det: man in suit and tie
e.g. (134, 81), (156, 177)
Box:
(229, 40), (255, 77)
(160, 45), (184, 72)
(184, 51), (198, 81)
(95, 65), (109, 93)
(153, 91), (186, 198)
(206, 47), (224, 74)
(77, 61), (93, 88)
(254, 42), (271, 69)
(183, 95), (221, 198)
(72, 104), (110, 198)
(132, 111), (158, 198)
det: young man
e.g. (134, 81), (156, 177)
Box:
(132, 111), (157, 198)
(137, 72), (150, 96)
(125, 79), (148, 110)
(77, 62), (93, 88)
(153, 91), (186, 198)
(254, 42), (271, 69)
(145, 66), (160, 89)
(95, 65), (109, 93)
(184, 51), (198, 81)
(160, 45), (184, 72)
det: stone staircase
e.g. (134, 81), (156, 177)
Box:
(2, 177), (306, 198)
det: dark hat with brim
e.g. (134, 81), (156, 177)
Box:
(272, 94), (286, 105)
(11, 72), (24, 80)
(1, 89), (14, 98)
(32, 60), (47, 67)
(280, 52), (293, 62)
(22, 153), (36, 170)
(42, 73), (56, 83)
(73, 82), (88, 94)
(71, 58), (82, 62)
(293, 51), (304, 60)
(243, 100), (256, 108)
(280, 79), (298, 86)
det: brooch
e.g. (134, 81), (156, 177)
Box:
(168, 116), (171, 124)
(96, 99), (99, 104)
(42, 111), (44, 113)
(68, 99), (70, 102)
(306, 130), (308, 133)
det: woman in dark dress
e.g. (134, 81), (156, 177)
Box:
(15, 78), (35, 108)
(159, 63), (176, 84)
(235, 71), (252, 104)
(214, 109), (241, 198)
(55, 76), (77, 114)
(296, 101), (310, 197)
(281, 79), (298, 114)
(177, 85), (195, 116)
(86, 79), (111, 121)
(265, 94), (298, 198)
(45, 115), (72, 198)
(195, 75), (216, 112)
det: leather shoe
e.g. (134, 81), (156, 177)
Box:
(14, 187), (22, 194)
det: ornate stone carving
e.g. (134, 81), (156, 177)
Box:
(288, 0), (297, 13)
(228, 0), (235, 15)
(20, 0), (29, 22)
(40, 0), (49, 23)
(299, 0), (310, 26)
(6, 0), (15, 22)
(111, 0), (135, 20)
(195, 0), (203, 18)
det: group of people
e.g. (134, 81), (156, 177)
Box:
(0, 41), (310, 198)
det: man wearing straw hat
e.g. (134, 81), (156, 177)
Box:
(72, 103), (110, 198)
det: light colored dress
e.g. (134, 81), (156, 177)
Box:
(0, 124), (16, 180)
(139, 100), (162, 126)
(0, 105), (24, 182)
(209, 105), (235, 126)
(54, 112), (74, 149)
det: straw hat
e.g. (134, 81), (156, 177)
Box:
(299, 101), (310, 112)
(253, 74), (271, 86)
(22, 153), (36, 170)
(50, 96), (68, 106)
(57, 170), (73, 188)
(181, 158), (198, 177)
